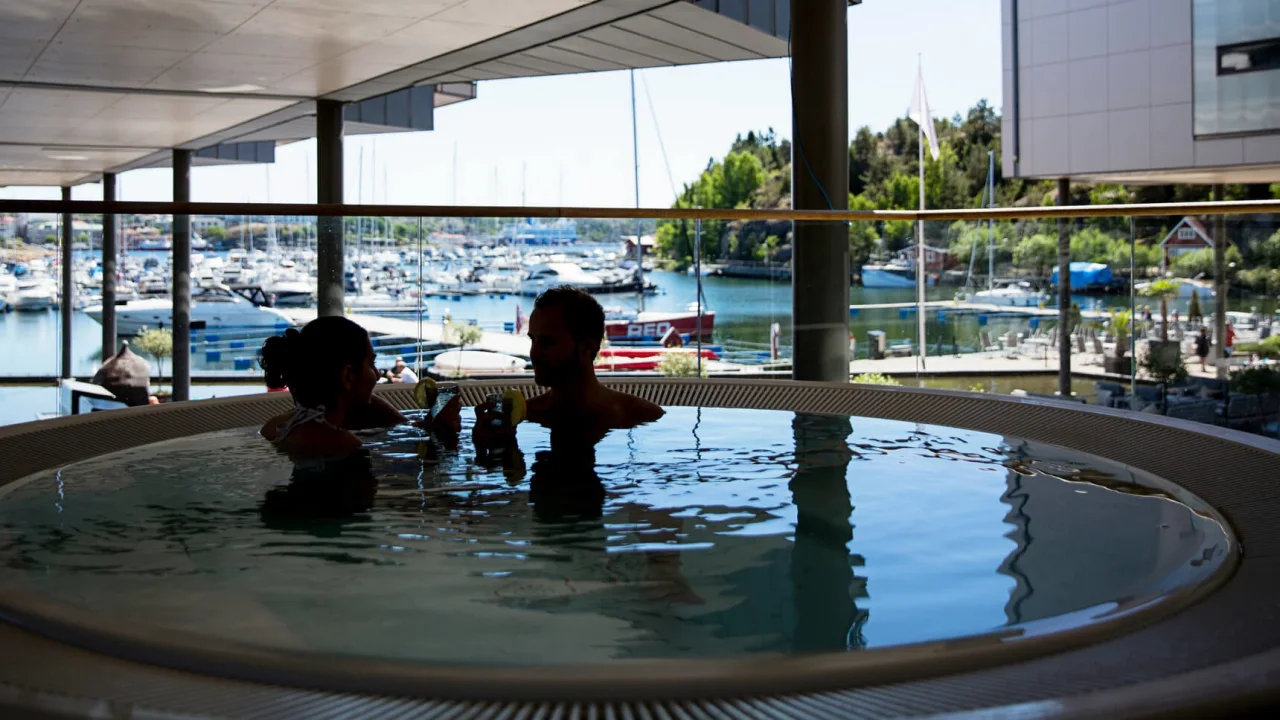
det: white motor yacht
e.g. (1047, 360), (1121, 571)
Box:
(971, 280), (1046, 307)
(519, 262), (622, 295)
(84, 283), (294, 335)
(9, 276), (59, 311)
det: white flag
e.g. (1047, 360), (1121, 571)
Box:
(909, 67), (940, 162)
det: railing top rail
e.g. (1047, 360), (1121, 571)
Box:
(2, 199), (1278, 221)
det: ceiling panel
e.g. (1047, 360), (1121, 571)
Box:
(271, 60), (407, 96)
(0, 88), (124, 117)
(428, 0), (594, 30)
(24, 44), (189, 88)
(0, 145), (155, 173)
(520, 45), (625, 72)
(649, 1), (787, 58)
(147, 52), (316, 92)
(498, 51), (591, 76)
(0, 0), (78, 43)
(549, 37), (667, 70)
(475, 60), (549, 79)
(581, 26), (718, 66)
(208, 5), (411, 63)
(0, 170), (98, 187)
(612, 14), (763, 61)
(272, 0), (460, 19)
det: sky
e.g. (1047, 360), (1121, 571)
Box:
(1, 0), (1002, 210)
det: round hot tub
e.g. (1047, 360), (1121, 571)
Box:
(0, 380), (1277, 719)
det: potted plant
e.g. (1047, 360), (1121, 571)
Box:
(1104, 309), (1133, 375)
(1139, 343), (1189, 409)
(445, 323), (484, 378)
(1140, 278), (1183, 367)
(132, 325), (173, 401)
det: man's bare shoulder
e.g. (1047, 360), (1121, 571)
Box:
(606, 387), (664, 425)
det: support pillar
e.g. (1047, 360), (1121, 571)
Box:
(60, 186), (72, 379)
(172, 149), (191, 401)
(101, 172), (117, 359)
(791, 0), (849, 382)
(316, 99), (345, 317)
(1057, 177), (1071, 397)
(1213, 185), (1227, 378)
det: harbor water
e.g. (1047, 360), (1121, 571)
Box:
(2, 259), (1275, 427)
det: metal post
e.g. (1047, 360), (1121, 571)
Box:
(316, 99), (345, 317)
(1213, 184), (1227, 378)
(60, 186), (72, 379)
(101, 172), (117, 359)
(791, 0), (849, 382)
(1130, 216), (1137, 396)
(172, 148), (192, 402)
(1057, 177), (1071, 397)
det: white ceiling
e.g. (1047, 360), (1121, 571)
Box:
(0, 0), (790, 188)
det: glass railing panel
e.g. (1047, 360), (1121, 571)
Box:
(0, 205), (1275, 439)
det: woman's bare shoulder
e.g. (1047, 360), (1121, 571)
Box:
(260, 412), (293, 441)
(275, 423), (362, 458)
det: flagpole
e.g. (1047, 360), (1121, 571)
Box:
(917, 56), (927, 372)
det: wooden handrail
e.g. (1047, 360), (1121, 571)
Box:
(3, 198), (1280, 221)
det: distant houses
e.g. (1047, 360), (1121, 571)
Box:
(1158, 217), (1217, 271)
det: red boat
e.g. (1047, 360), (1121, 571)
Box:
(595, 348), (718, 372)
(604, 309), (715, 340)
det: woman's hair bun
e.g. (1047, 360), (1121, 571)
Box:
(260, 328), (302, 390)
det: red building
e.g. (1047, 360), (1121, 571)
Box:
(1158, 217), (1217, 271)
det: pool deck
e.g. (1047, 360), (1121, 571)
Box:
(847, 350), (1227, 381)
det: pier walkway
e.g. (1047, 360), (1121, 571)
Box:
(279, 309), (532, 358)
(851, 300), (1114, 321)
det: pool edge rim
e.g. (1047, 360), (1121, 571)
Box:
(0, 379), (1271, 709)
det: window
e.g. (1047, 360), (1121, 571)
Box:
(1217, 38), (1280, 76)
(1178, 227), (1197, 240)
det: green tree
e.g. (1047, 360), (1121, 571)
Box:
(204, 225), (227, 242)
(1069, 227), (1113, 263)
(1188, 288), (1203, 323)
(1013, 234), (1058, 277)
(848, 193), (879, 267)
(1171, 246), (1243, 279)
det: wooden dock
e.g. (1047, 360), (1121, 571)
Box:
(280, 309), (533, 358)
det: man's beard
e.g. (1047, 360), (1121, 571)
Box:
(534, 356), (586, 387)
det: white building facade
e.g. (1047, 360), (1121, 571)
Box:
(1003, 0), (1280, 184)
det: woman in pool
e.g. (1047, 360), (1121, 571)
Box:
(259, 317), (460, 457)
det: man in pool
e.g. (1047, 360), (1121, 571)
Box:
(524, 285), (665, 422)
(474, 285), (663, 446)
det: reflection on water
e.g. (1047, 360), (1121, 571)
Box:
(0, 407), (1229, 664)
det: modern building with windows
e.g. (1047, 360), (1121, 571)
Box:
(1003, 0), (1280, 184)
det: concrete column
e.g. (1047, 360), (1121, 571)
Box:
(60, 186), (72, 379)
(790, 0), (849, 382)
(1213, 184), (1227, 378)
(101, 172), (117, 359)
(172, 148), (191, 401)
(1057, 177), (1071, 397)
(316, 99), (345, 317)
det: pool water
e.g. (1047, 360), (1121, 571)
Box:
(0, 407), (1230, 666)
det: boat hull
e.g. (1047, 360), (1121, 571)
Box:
(605, 311), (715, 341)
(85, 303), (294, 335)
(861, 267), (935, 288)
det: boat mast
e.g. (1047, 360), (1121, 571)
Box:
(631, 69), (644, 312)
